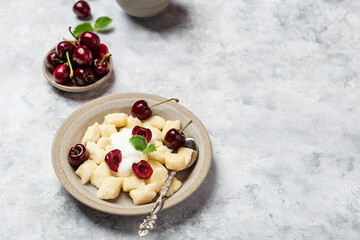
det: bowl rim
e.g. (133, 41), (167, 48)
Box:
(42, 47), (113, 93)
(51, 93), (212, 215)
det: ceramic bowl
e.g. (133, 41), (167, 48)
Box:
(116, 0), (170, 18)
(42, 47), (112, 93)
(52, 93), (212, 215)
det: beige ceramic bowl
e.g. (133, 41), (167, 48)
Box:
(116, 0), (170, 18)
(42, 47), (112, 93)
(52, 93), (212, 215)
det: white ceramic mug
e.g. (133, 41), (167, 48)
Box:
(116, 0), (170, 18)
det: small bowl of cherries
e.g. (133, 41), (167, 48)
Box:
(43, 30), (112, 92)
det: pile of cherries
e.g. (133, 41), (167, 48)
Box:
(45, 30), (111, 86)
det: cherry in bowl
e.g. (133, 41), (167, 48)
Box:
(105, 149), (122, 172)
(132, 160), (153, 179)
(73, 67), (94, 86)
(45, 51), (63, 72)
(78, 31), (100, 49)
(56, 41), (74, 59)
(72, 45), (92, 67)
(68, 144), (89, 167)
(53, 63), (70, 84)
(132, 126), (152, 143)
(164, 120), (193, 150)
(92, 43), (109, 59)
(131, 98), (179, 120)
(91, 53), (111, 77)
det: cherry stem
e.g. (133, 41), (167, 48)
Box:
(68, 26), (78, 39)
(65, 51), (74, 78)
(52, 57), (65, 63)
(72, 147), (78, 155)
(149, 98), (179, 108)
(179, 120), (193, 134)
(98, 53), (112, 66)
(62, 38), (79, 43)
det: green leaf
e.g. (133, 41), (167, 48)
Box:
(73, 22), (93, 37)
(94, 16), (112, 31)
(129, 136), (147, 152)
(143, 144), (157, 154)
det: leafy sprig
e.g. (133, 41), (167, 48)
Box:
(73, 16), (113, 37)
(129, 136), (157, 154)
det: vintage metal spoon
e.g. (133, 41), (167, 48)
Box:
(138, 138), (199, 237)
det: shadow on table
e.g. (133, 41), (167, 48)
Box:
(127, 2), (189, 33)
(66, 158), (217, 235)
(51, 70), (115, 102)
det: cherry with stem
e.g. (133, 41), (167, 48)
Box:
(46, 51), (64, 71)
(131, 98), (179, 120)
(92, 53), (111, 77)
(74, 67), (94, 86)
(164, 120), (193, 150)
(98, 53), (111, 66)
(68, 144), (89, 166)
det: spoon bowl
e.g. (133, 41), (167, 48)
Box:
(182, 138), (198, 169)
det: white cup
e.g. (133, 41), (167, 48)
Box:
(116, 0), (170, 18)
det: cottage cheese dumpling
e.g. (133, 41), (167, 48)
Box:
(97, 177), (123, 199)
(82, 122), (100, 145)
(143, 116), (166, 130)
(104, 113), (128, 127)
(75, 160), (98, 184)
(90, 162), (112, 188)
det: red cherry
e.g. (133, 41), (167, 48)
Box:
(78, 31), (100, 49)
(131, 100), (151, 120)
(92, 43), (109, 59)
(131, 98), (179, 120)
(164, 120), (192, 150)
(132, 160), (153, 179)
(53, 64), (70, 84)
(73, 1), (91, 18)
(105, 149), (122, 172)
(56, 41), (74, 59)
(73, 67), (94, 86)
(72, 45), (92, 66)
(164, 129), (185, 149)
(68, 144), (89, 167)
(45, 51), (62, 72)
(91, 53), (111, 77)
(132, 126), (152, 143)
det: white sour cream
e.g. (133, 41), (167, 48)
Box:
(110, 128), (142, 176)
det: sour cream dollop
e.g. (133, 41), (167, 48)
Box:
(110, 128), (142, 176)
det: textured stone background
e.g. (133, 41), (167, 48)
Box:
(1, 0), (360, 239)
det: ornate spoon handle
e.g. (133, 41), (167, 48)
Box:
(138, 170), (177, 237)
